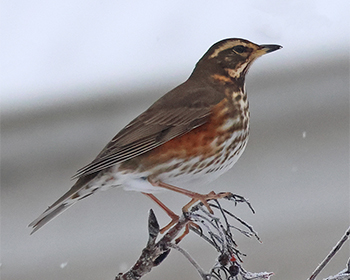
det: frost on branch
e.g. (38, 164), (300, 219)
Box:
(323, 257), (350, 280)
(115, 193), (273, 280)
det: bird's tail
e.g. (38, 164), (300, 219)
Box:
(29, 174), (97, 234)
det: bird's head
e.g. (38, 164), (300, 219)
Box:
(193, 38), (282, 82)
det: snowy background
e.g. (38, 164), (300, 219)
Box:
(1, 0), (349, 113)
(1, 1), (349, 280)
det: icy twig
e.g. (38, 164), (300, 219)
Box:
(308, 226), (350, 280)
(169, 243), (210, 280)
(323, 258), (350, 280)
(115, 192), (272, 280)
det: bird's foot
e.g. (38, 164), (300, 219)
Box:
(182, 191), (232, 214)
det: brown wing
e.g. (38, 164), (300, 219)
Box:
(72, 79), (226, 179)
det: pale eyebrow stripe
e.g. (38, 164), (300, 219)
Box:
(209, 41), (238, 59)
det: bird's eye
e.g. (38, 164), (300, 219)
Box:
(232, 45), (247, 54)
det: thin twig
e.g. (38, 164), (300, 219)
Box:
(210, 203), (261, 242)
(169, 243), (210, 280)
(308, 226), (350, 280)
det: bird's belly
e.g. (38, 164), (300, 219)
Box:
(116, 109), (250, 193)
(101, 131), (248, 195)
(157, 131), (249, 189)
(118, 129), (249, 193)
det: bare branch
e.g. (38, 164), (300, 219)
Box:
(115, 209), (189, 280)
(115, 193), (272, 280)
(308, 226), (350, 280)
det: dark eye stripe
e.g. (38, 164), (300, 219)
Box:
(232, 45), (247, 53)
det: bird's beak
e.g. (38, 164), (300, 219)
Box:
(258, 44), (283, 56)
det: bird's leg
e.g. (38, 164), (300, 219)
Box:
(148, 179), (231, 214)
(175, 221), (201, 244)
(143, 192), (202, 241)
(142, 193), (179, 234)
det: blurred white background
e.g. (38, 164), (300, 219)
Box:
(1, 0), (349, 113)
(1, 1), (349, 280)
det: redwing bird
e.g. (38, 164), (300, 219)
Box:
(29, 38), (282, 234)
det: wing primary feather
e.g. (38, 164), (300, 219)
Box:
(72, 139), (158, 178)
(29, 204), (70, 234)
(29, 174), (100, 233)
